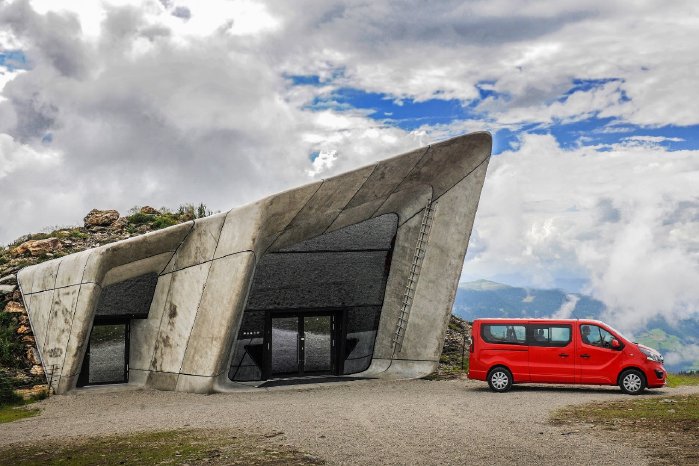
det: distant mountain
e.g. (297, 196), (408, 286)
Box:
(452, 280), (698, 372)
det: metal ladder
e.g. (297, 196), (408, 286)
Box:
(392, 197), (436, 354)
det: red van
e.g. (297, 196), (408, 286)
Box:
(467, 318), (666, 395)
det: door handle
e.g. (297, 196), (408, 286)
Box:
(580, 354), (590, 359)
(559, 353), (569, 358)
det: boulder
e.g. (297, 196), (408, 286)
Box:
(4, 301), (25, 313)
(12, 237), (62, 256)
(16, 324), (32, 335)
(140, 206), (159, 215)
(30, 365), (44, 376)
(84, 209), (120, 228)
(112, 216), (129, 230)
(0, 284), (15, 296)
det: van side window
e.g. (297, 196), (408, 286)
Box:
(481, 324), (526, 344)
(529, 325), (571, 347)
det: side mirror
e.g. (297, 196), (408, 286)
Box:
(611, 339), (621, 350)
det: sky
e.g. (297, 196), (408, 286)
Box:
(0, 0), (698, 334)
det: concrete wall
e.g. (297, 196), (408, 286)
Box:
(18, 132), (491, 394)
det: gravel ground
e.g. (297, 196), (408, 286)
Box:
(2, 379), (697, 465)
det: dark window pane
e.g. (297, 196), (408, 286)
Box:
(96, 273), (158, 318)
(229, 311), (265, 381)
(88, 324), (127, 384)
(343, 307), (381, 374)
(304, 316), (331, 373)
(272, 317), (299, 375)
(481, 324), (527, 344)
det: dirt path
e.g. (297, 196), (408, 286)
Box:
(2, 379), (697, 465)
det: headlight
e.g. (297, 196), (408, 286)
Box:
(639, 346), (664, 363)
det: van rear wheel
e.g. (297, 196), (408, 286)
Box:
(487, 367), (513, 393)
(619, 369), (646, 395)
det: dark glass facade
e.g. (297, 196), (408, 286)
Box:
(229, 214), (397, 381)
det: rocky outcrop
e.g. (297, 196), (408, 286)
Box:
(12, 238), (62, 257)
(84, 209), (120, 228)
(140, 206), (159, 215)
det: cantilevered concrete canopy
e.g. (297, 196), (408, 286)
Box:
(18, 132), (492, 394)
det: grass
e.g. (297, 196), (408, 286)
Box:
(0, 429), (323, 465)
(553, 394), (699, 465)
(666, 372), (699, 388)
(0, 404), (40, 424)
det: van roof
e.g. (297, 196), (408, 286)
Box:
(472, 318), (606, 325)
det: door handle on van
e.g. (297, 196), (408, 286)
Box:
(580, 354), (590, 359)
(559, 353), (569, 358)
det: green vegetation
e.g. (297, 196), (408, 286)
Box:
(554, 394), (699, 423)
(667, 372), (699, 388)
(553, 394), (699, 465)
(0, 429), (322, 465)
(0, 311), (23, 369)
(0, 405), (39, 424)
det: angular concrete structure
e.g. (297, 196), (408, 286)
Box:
(17, 132), (491, 394)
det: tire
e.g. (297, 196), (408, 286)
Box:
(619, 369), (646, 395)
(487, 367), (513, 393)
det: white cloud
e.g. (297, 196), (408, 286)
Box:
(461, 133), (699, 332)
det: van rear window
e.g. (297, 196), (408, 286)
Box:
(481, 324), (526, 345)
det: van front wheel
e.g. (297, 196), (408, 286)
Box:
(619, 369), (646, 395)
(487, 367), (513, 393)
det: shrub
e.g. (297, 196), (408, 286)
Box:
(0, 371), (22, 406)
(151, 216), (178, 230)
(0, 313), (23, 369)
(127, 212), (153, 225)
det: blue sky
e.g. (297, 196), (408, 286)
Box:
(1, 0), (698, 334)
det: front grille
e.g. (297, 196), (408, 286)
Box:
(655, 369), (664, 379)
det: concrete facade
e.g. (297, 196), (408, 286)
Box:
(17, 132), (492, 394)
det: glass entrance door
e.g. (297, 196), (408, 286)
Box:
(77, 320), (129, 386)
(303, 315), (332, 373)
(269, 313), (335, 377)
(271, 316), (300, 376)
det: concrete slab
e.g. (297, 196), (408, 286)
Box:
(42, 284), (81, 376)
(54, 250), (91, 289)
(82, 222), (193, 283)
(149, 262), (211, 373)
(162, 212), (226, 274)
(23, 290), (54, 355)
(268, 165), (375, 251)
(103, 252), (173, 287)
(394, 132), (491, 200)
(61, 283), (101, 379)
(214, 182), (322, 259)
(397, 161), (489, 362)
(129, 273), (173, 371)
(179, 252), (255, 377)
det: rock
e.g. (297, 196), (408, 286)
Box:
(84, 209), (120, 228)
(11, 289), (22, 301)
(140, 206), (159, 215)
(4, 301), (25, 313)
(112, 216), (129, 230)
(30, 364), (44, 376)
(27, 347), (41, 365)
(16, 384), (48, 400)
(12, 238), (63, 256)
(21, 335), (36, 345)
(0, 284), (16, 296)
(0, 274), (16, 285)
(16, 324), (32, 334)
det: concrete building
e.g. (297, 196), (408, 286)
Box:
(17, 132), (492, 394)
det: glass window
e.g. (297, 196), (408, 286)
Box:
(481, 324), (526, 344)
(529, 325), (571, 347)
(580, 324), (614, 348)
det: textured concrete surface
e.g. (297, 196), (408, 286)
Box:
(18, 132), (492, 394)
